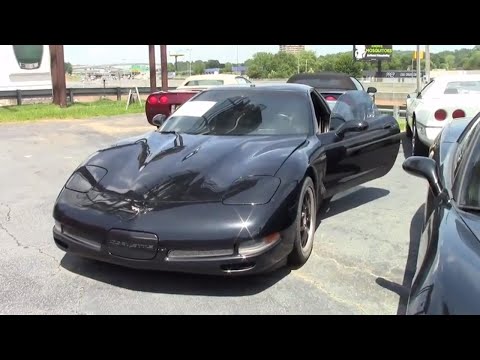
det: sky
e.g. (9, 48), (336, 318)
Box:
(63, 45), (475, 65)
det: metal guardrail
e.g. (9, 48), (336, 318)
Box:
(0, 87), (177, 105)
(0, 87), (407, 118)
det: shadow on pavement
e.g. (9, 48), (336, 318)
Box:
(375, 204), (424, 315)
(319, 186), (390, 224)
(60, 254), (290, 296)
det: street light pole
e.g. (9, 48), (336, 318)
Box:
(416, 45), (421, 92)
(160, 45), (168, 91)
(425, 45), (430, 83)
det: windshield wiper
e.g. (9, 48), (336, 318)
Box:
(157, 130), (184, 147)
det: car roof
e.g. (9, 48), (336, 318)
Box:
(201, 83), (312, 93)
(288, 72), (353, 80)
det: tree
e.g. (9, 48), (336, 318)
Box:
(205, 59), (221, 69)
(65, 62), (73, 75)
(333, 53), (362, 77)
(221, 62), (233, 73)
(296, 50), (318, 73)
(192, 60), (205, 75)
(246, 52), (275, 78)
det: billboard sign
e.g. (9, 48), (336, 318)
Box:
(353, 45), (393, 61)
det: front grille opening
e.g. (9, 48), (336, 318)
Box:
(168, 248), (233, 259)
(54, 238), (69, 250)
(221, 262), (256, 273)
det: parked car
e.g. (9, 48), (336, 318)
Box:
(405, 74), (480, 156)
(402, 112), (480, 314)
(286, 72), (377, 108)
(176, 74), (252, 91)
(53, 84), (400, 276)
(145, 74), (253, 123)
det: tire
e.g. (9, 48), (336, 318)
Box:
(288, 177), (317, 267)
(412, 118), (429, 157)
(405, 115), (413, 138)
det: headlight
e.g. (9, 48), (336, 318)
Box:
(222, 176), (281, 205)
(65, 165), (107, 193)
(238, 232), (281, 256)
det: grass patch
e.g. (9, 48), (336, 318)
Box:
(0, 99), (144, 123)
(397, 118), (406, 132)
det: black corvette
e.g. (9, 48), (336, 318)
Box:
(287, 72), (377, 108)
(403, 113), (480, 314)
(53, 84), (400, 276)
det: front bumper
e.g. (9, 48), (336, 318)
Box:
(53, 223), (295, 276)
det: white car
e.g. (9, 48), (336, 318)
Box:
(406, 74), (480, 156)
(176, 74), (252, 91)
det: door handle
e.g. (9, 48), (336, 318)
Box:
(383, 123), (393, 129)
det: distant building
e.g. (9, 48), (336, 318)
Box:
(279, 45), (305, 54)
(232, 65), (247, 75)
(205, 68), (221, 75)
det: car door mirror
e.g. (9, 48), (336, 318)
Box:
(402, 156), (443, 197)
(407, 92), (418, 99)
(367, 86), (377, 94)
(335, 119), (368, 139)
(152, 114), (167, 128)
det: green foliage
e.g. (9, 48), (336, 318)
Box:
(65, 62), (73, 75)
(181, 47), (480, 79)
(192, 60), (205, 75)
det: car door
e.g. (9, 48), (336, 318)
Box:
(313, 90), (401, 197)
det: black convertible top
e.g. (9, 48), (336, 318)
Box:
(287, 72), (357, 90)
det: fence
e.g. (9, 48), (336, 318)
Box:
(0, 87), (406, 118)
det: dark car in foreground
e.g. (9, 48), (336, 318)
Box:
(53, 84), (400, 276)
(287, 72), (377, 108)
(403, 113), (480, 314)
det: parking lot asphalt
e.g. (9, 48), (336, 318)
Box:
(0, 115), (425, 314)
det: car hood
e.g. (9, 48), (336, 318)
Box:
(82, 131), (306, 203)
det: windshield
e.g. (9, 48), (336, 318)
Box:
(444, 81), (480, 94)
(459, 143), (480, 211)
(288, 74), (357, 90)
(161, 89), (312, 136)
(329, 90), (380, 129)
(184, 79), (224, 86)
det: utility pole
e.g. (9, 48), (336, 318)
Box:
(160, 45), (168, 91)
(50, 45), (67, 107)
(49, 45), (59, 105)
(416, 45), (421, 92)
(56, 45), (67, 108)
(148, 45), (157, 92)
(425, 45), (430, 83)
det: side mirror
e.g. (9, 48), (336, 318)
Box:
(367, 86), (377, 94)
(407, 92), (417, 100)
(335, 120), (368, 138)
(402, 156), (443, 197)
(152, 114), (167, 128)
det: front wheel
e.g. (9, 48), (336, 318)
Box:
(288, 177), (317, 267)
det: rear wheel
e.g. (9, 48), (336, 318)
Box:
(412, 118), (429, 157)
(288, 177), (316, 267)
(405, 115), (413, 137)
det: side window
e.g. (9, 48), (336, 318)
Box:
(452, 115), (480, 201)
(418, 80), (435, 98)
(235, 77), (251, 84)
(454, 115), (480, 177)
(310, 91), (330, 133)
(350, 77), (364, 91)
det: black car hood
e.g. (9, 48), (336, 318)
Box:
(83, 131), (306, 203)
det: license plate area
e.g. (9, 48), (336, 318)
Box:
(171, 104), (180, 113)
(106, 229), (159, 260)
